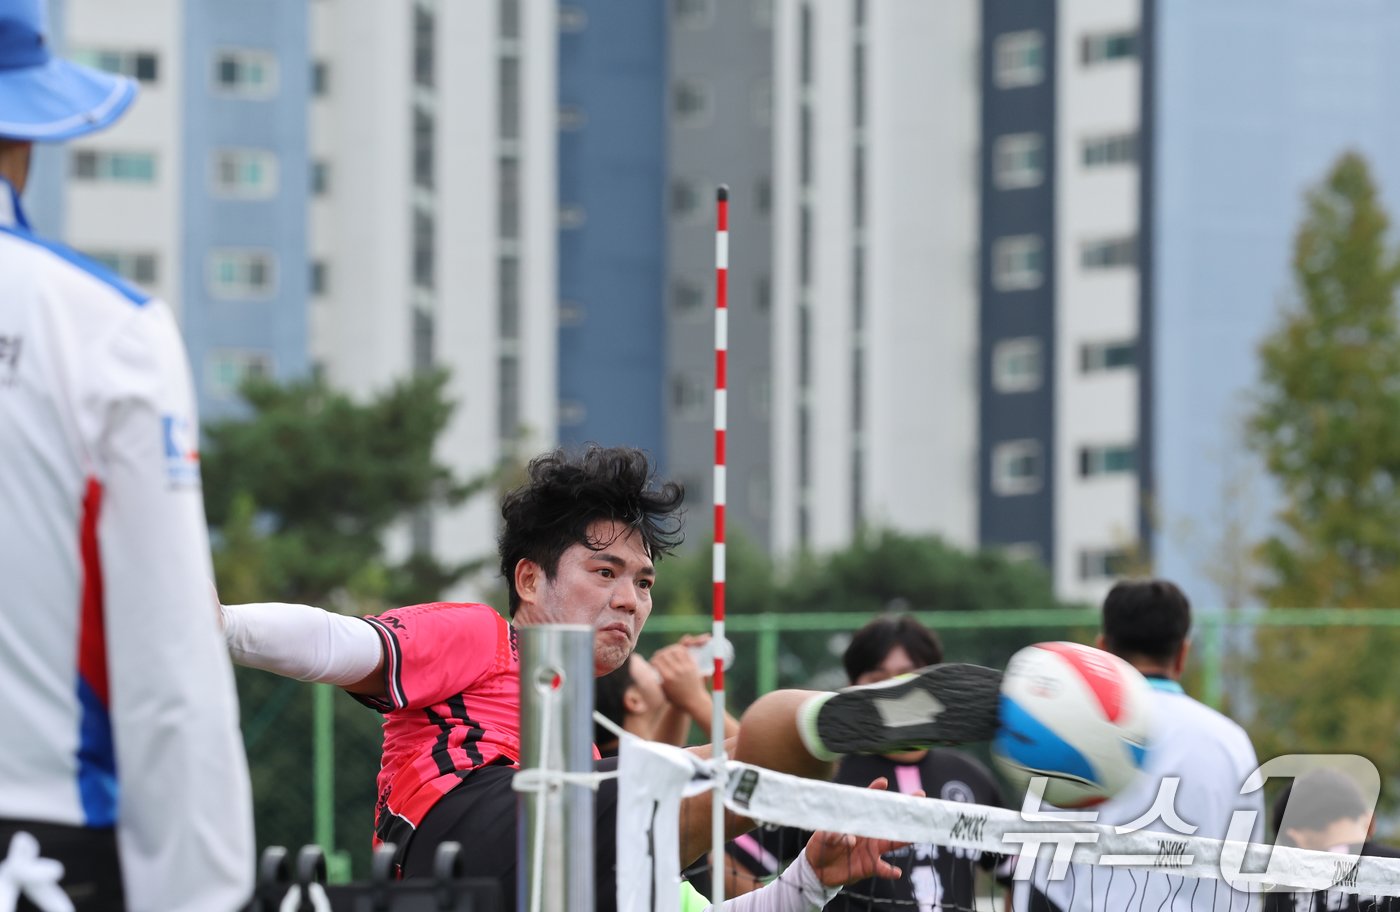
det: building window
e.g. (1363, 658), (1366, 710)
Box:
(673, 80), (710, 124)
(671, 373), (708, 419)
(310, 260), (328, 296)
(499, 157), (520, 236)
(1080, 444), (1136, 477)
(413, 108), (435, 190)
(799, 106), (813, 185)
(670, 179), (700, 219)
(559, 399), (587, 426)
(994, 31), (1045, 88)
(1082, 31), (1137, 65)
(413, 309), (434, 372)
(212, 148), (278, 198)
(208, 250), (276, 298)
(1083, 132), (1137, 168)
(88, 251), (158, 286)
(755, 274), (771, 312)
(499, 256), (521, 339)
(311, 160), (330, 196)
(558, 104), (587, 131)
(558, 204), (586, 230)
(853, 42), (866, 129)
(558, 5), (588, 32)
(71, 49), (158, 82)
(499, 57), (520, 139)
(1081, 236), (1137, 270)
(499, 0), (521, 39)
(558, 299), (585, 327)
(798, 205), (813, 288)
(212, 49), (277, 97)
(752, 78), (773, 126)
(71, 149), (156, 183)
(992, 235), (1044, 291)
(413, 210), (435, 290)
(311, 60), (329, 96)
(799, 3), (813, 87)
(992, 133), (1045, 190)
(674, 0), (713, 28)
(1080, 547), (1133, 581)
(413, 6), (435, 88)
(992, 440), (1043, 496)
(992, 338), (1043, 393)
(207, 350), (272, 400)
(1081, 340), (1136, 373)
(673, 278), (705, 314)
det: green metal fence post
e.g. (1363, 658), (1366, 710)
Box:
(313, 684), (352, 881)
(757, 613), (780, 695)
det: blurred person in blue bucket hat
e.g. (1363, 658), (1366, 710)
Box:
(0, 1), (255, 910)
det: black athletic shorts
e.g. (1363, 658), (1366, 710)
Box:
(402, 756), (620, 912)
(0, 819), (124, 911)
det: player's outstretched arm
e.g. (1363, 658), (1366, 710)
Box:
(220, 599), (386, 697)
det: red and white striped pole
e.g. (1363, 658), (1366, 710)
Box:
(710, 185), (730, 905)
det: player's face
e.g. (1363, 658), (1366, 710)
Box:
(530, 520), (656, 676)
(854, 645), (917, 686)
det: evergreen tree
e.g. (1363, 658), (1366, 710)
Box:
(203, 367), (492, 606)
(1246, 152), (1400, 788)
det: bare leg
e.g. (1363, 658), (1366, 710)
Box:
(732, 689), (832, 781)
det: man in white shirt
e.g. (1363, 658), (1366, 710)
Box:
(0, 1), (254, 908)
(1032, 579), (1265, 911)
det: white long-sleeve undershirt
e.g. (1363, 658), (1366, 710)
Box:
(220, 601), (382, 686)
(710, 850), (843, 912)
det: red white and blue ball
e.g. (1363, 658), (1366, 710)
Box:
(992, 641), (1154, 808)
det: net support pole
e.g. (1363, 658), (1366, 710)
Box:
(518, 625), (595, 912)
(313, 683), (335, 855)
(710, 184), (731, 908)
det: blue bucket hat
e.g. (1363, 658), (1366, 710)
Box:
(0, 0), (135, 141)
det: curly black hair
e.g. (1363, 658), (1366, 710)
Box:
(498, 446), (685, 616)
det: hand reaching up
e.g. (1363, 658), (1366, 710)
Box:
(803, 777), (916, 888)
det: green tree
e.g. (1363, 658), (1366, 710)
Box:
(1246, 151), (1400, 784)
(1249, 151), (1400, 608)
(203, 367), (493, 606)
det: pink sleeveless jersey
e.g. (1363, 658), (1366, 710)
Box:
(354, 602), (522, 848)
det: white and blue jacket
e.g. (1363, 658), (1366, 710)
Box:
(0, 178), (253, 910)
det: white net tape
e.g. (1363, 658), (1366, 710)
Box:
(616, 739), (1400, 912)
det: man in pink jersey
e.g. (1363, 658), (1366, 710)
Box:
(222, 445), (1004, 908)
(223, 446), (683, 908)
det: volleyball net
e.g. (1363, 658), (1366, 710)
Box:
(615, 738), (1400, 912)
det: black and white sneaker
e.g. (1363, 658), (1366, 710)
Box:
(797, 663), (1004, 761)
